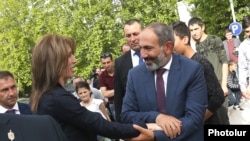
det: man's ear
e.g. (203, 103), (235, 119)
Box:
(183, 36), (189, 44)
(165, 41), (174, 51)
(201, 25), (205, 32)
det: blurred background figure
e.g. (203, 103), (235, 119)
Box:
(76, 81), (111, 121)
(99, 52), (115, 122)
(238, 15), (250, 100)
(76, 81), (112, 141)
(90, 67), (102, 89)
(223, 29), (241, 62)
(72, 76), (104, 101)
(227, 60), (243, 110)
(120, 43), (130, 54)
(72, 76), (84, 101)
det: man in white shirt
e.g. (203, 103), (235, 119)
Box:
(0, 71), (32, 114)
(114, 19), (144, 122)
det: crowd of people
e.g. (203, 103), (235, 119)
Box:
(1, 15), (250, 141)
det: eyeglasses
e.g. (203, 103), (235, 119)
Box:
(100, 52), (112, 58)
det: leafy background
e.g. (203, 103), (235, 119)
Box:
(0, 0), (249, 96)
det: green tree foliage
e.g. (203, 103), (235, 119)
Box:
(185, 0), (250, 40)
(1, 0), (250, 96)
(0, 0), (32, 95)
(0, 0), (181, 95)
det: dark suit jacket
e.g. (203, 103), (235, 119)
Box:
(18, 102), (32, 115)
(114, 50), (133, 122)
(122, 53), (208, 141)
(37, 84), (145, 141)
(0, 114), (68, 141)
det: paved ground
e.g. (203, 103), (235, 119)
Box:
(228, 99), (250, 124)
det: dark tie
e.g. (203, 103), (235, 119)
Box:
(5, 109), (16, 114)
(156, 68), (166, 113)
(135, 52), (143, 64)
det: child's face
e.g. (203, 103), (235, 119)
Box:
(225, 32), (233, 40)
(230, 63), (237, 71)
(77, 87), (91, 102)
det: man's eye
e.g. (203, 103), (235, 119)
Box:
(126, 35), (131, 38)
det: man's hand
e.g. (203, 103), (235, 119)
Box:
(156, 114), (182, 139)
(126, 124), (154, 141)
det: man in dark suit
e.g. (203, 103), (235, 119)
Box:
(0, 71), (32, 115)
(121, 22), (208, 141)
(114, 19), (143, 122)
(0, 114), (68, 141)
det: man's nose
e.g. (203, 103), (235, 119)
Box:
(8, 88), (16, 95)
(131, 35), (136, 41)
(140, 50), (147, 59)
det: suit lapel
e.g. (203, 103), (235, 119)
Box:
(147, 71), (156, 92)
(18, 103), (23, 114)
(144, 68), (157, 106)
(18, 102), (32, 115)
(166, 54), (181, 114)
(124, 50), (133, 69)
